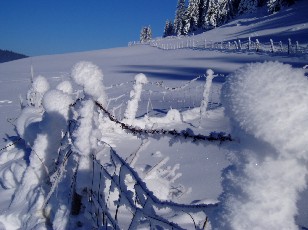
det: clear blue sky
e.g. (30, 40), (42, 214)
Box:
(0, 0), (177, 56)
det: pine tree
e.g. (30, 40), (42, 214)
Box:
(204, 0), (220, 28)
(238, 0), (258, 14)
(146, 26), (152, 41)
(163, 20), (174, 37)
(200, 0), (211, 29)
(168, 21), (174, 36)
(174, 0), (186, 36)
(267, 0), (295, 13)
(217, 0), (234, 25)
(140, 26), (152, 43)
(197, 0), (206, 28)
(228, 0), (242, 17)
(140, 27), (146, 43)
(186, 0), (200, 32)
(163, 20), (170, 37)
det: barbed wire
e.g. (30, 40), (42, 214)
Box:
(105, 74), (206, 92)
(95, 101), (232, 143)
(0, 138), (22, 153)
(88, 141), (215, 229)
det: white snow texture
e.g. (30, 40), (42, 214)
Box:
(222, 61), (308, 230)
(71, 61), (107, 105)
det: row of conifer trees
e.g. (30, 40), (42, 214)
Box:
(164, 0), (295, 37)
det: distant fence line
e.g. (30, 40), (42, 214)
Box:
(129, 36), (308, 55)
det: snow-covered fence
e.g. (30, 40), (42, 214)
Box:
(105, 73), (223, 121)
(87, 143), (215, 229)
(96, 100), (232, 142)
(3, 62), (234, 229)
(136, 36), (308, 55)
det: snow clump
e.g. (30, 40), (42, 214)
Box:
(42, 89), (73, 120)
(71, 61), (107, 106)
(56, 80), (73, 94)
(221, 61), (308, 230)
(27, 75), (50, 107)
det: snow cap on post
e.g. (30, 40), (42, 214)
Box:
(135, 73), (148, 84)
(42, 89), (73, 120)
(71, 61), (107, 106)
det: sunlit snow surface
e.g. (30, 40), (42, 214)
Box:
(0, 1), (308, 229)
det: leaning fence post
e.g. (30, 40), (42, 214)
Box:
(123, 74), (148, 125)
(234, 41), (239, 50)
(200, 69), (215, 118)
(256, 39), (260, 52)
(238, 39), (242, 50)
(270, 39), (275, 53)
(279, 41), (283, 52)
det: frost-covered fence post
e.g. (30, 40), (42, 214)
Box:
(279, 41), (283, 52)
(123, 73), (148, 125)
(220, 41), (223, 49)
(248, 37), (251, 50)
(256, 39), (260, 52)
(71, 61), (108, 196)
(296, 41), (299, 53)
(30, 64), (34, 83)
(238, 39), (242, 50)
(234, 41), (239, 50)
(228, 41), (231, 50)
(288, 38), (292, 54)
(270, 39), (275, 53)
(200, 69), (215, 118)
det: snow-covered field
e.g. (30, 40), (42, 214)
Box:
(0, 1), (308, 229)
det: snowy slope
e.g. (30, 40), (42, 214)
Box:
(0, 1), (308, 229)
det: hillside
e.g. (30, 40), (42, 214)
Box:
(0, 1), (307, 229)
